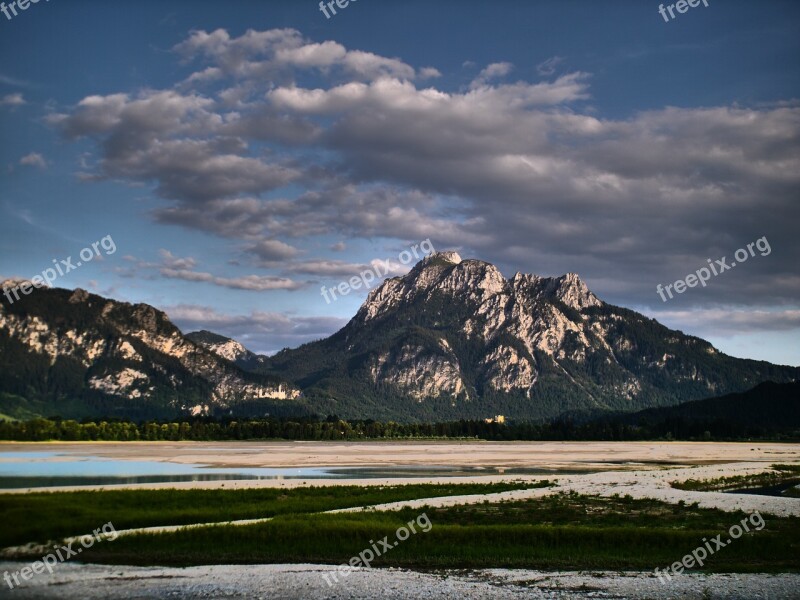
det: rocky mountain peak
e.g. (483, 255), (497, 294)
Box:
(549, 272), (601, 310)
(0, 287), (300, 419)
(359, 251), (501, 322)
(262, 249), (800, 421)
(359, 252), (597, 323)
(427, 250), (462, 265)
(69, 288), (90, 304)
(406, 250), (462, 283)
(187, 330), (248, 362)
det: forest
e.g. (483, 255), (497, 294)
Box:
(1, 412), (796, 442)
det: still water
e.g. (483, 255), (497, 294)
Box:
(0, 451), (560, 489)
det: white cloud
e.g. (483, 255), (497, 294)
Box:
(285, 259), (371, 277)
(470, 62), (513, 89)
(120, 250), (307, 291)
(0, 74), (29, 87)
(1, 93), (25, 107)
(19, 152), (47, 168)
(537, 56), (565, 76)
(419, 67), (442, 79)
(174, 27), (418, 82)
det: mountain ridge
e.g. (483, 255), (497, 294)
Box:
(245, 251), (798, 420)
(0, 283), (301, 420)
(2, 252), (797, 422)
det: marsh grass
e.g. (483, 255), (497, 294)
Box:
(77, 493), (800, 572)
(0, 481), (539, 547)
(673, 464), (800, 492)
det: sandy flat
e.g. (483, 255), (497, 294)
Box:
(2, 440), (797, 470)
(1, 563), (796, 599)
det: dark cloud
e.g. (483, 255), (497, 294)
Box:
(51, 28), (800, 337)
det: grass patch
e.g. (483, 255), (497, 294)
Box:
(78, 493), (800, 572)
(0, 481), (542, 547)
(673, 464), (800, 492)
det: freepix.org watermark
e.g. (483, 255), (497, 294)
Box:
(2, 234), (117, 305)
(320, 239), (435, 304)
(658, 0), (709, 23)
(654, 511), (765, 584)
(322, 512), (432, 588)
(656, 236), (770, 303)
(3, 522), (118, 591)
(1, 0), (50, 22)
(318, 0), (356, 20)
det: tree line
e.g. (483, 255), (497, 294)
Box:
(0, 415), (795, 442)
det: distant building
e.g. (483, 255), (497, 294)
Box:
(484, 415), (505, 424)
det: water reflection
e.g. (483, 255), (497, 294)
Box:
(0, 451), (568, 489)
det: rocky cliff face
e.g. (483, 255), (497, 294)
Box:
(345, 252), (616, 403)
(0, 284), (299, 419)
(258, 252), (799, 420)
(185, 330), (267, 372)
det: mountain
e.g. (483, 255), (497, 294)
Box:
(568, 381), (800, 439)
(0, 284), (302, 420)
(185, 330), (267, 372)
(2, 252), (797, 423)
(251, 252), (799, 421)
(620, 380), (800, 429)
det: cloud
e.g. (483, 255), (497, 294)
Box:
(52, 28), (800, 328)
(165, 303), (348, 355)
(152, 185), (467, 248)
(49, 90), (300, 204)
(161, 268), (303, 291)
(119, 250), (307, 291)
(0, 93), (25, 107)
(536, 56), (565, 76)
(419, 67), (442, 79)
(284, 259), (371, 277)
(247, 239), (301, 263)
(470, 62), (513, 89)
(18, 152), (47, 169)
(646, 308), (800, 337)
(173, 28), (418, 82)
(0, 74), (29, 87)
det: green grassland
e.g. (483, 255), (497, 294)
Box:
(74, 493), (800, 572)
(0, 481), (539, 548)
(2, 486), (796, 573)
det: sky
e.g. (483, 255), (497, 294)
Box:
(0, 0), (798, 364)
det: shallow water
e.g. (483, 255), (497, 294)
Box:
(0, 451), (569, 489)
